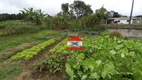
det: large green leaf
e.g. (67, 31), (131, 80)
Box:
(66, 63), (74, 80)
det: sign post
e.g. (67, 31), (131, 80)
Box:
(66, 36), (84, 50)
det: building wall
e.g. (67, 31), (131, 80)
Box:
(137, 17), (142, 22)
(107, 17), (140, 24)
(108, 28), (142, 37)
(118, 20), (129, 24)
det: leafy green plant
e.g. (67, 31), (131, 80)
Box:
(49, 38), (69, 55)
(34, 54), (64, 73)
(65, 36), (142, 80)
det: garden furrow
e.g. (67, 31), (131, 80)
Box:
(14, 37), (65, 80)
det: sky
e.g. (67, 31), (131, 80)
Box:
(0, 0), (141, 16)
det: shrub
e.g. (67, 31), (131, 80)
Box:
(68, 19), (82, 30)
(99, 24), (108, 32)
(42, 17), (52, 29)
(52, 16), (68, 29)
(109, 31), (123, 38)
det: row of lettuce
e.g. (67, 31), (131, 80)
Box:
(35, 35), (142, 80)
(10, 34), (142, 80)
(10, 37), (61, 61)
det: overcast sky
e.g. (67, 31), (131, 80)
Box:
(0, 0), (141, 16)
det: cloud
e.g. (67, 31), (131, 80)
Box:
(0, 0), (20, 13)
(0, 0), (141, 16)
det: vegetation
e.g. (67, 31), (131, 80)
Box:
(0, 0), (130, 33)
(0, 13), (24, 22)
(0, 20), (43, 36)
(109, 31), (123, 38)
(20, 8), (48, 25)
(0, 41), (39, 62)
(33, 34), (142, 80)
(69, 0), (93, 18)
(11, 37), (61, 61)
(34, 54), (64, 73)
(65, 36), (142, 80)
(6, 1), (109, 32)
(0, 29), (57, 52)
(0, 0), (142, 79)
(50, 38), (68, 54)
(0, 61), (21, 80)
(34, 38), (67, 73)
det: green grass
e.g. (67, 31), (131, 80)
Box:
(0, 61), (21, 80)
(0, 29), (58, 52)
(0, 20), (43, 36)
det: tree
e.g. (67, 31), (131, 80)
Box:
(96, 6), (109, 20)
(61, 3), (69, 15)
(69, 0), (93, 18)
(20, 8), (47, 25)
(94, 6), (107, 32)
(0, 13), (24, 22)
(113, 12), (121, 17)
(57, 11), (63, 16)
(105, 11), (113, 18)
(61, 3), (70, 20)
(107, 11), (121, 18)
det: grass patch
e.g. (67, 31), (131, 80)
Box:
(0, 20), (43, 36)
(0, 29), (58, 52)
(0, 61), (21, 80)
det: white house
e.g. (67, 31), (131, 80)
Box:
(107, 17), (140, 24)
(135, 16), (142, 23)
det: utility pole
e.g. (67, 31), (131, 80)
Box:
(129, 0), (134, 24)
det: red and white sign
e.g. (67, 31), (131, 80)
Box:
(66, 36), (84, 50)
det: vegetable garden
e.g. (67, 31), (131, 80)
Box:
(1, 32), (142, 80)
(10, 34), (142, 80)
(1, 0), (142, 79)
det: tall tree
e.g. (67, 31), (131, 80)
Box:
(113, 12), (121, 17)
(95, 6), (107, 32)
(69, 0), (93, 18)
(61, 3), (70, 20)
(20, 8), (47, 25)
(108, 11), (121, 18)
(129, 0), (134, 24)
(61, 3), (69, 14)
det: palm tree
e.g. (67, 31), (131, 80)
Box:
(129, 0), (134, 24)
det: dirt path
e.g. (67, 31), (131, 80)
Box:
(14, 37), (66, 80)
